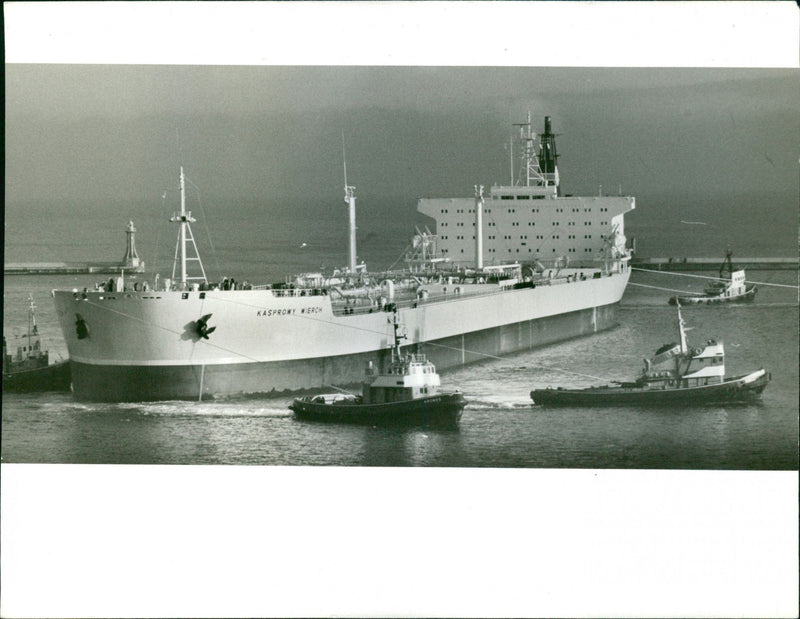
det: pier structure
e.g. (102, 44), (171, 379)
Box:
(631, 257), (798, 271)
(5, 221), (147, 275)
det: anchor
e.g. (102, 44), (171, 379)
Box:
(195, 314), (216, 340)
(75, 314), (90, 339)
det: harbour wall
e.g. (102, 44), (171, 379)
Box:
(4, 262), (145, 275)
(631, 257), (798, 271)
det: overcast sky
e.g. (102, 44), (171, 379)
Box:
(6, 65), (798, 208)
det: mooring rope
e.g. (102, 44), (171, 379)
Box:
(632, 267), (798, 290)
(322, 384), (357, 395)
(420, 338), (614, 382)
(627, 282), (699, 295)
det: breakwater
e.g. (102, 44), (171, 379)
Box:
(5, 220), (146, 276)
(4, 262), (146, 275)
(631, 257), (798, 271)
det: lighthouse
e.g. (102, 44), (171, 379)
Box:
(122, 220), (144, 270)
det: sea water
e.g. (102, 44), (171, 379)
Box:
(2, 195), (798, 468)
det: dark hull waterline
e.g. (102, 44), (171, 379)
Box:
(669, 286), (757, 305)
(3, 361), (72, 393)
(290, 392), (466, 427)
(531, 371), (770, 406)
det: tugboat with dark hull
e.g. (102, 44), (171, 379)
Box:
(3, 295), (71, 392)
(669, 250), (757, 305)
(290, 306), (466, 427)
(531, 303), (769, 406)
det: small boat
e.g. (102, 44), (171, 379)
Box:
(530, 302), (770, 406)
(669, 250), (756, 305)
(290, 305), (466, 426)
(3, 295), (71, 392)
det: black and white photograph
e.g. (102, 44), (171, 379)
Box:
(2, 2), (798, 617)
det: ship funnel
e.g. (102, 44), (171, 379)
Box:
(540, 116), (560, 193)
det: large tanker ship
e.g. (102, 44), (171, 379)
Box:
(52, 115), (635, 401)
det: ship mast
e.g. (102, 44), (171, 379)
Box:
(27, 294), (38, 343)
(474, 184), (484, 270)
(170, 167), (208, 288)
(719, 248), (734, 280)
(676, 301), (689, 355)
(511, 112), (560, 191)
(389, 304), (407, 362)
(343, 134), (357, 274)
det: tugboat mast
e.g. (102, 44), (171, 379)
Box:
(27, 294), (38, 342)
(388, 304), (407, 362)
(676, 301), (689, 355)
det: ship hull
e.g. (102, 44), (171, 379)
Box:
(65, 301), (621, 401)
(54, 267), (629, 401)
(531, 369), (770, 406)
(290, 392), (466, 428)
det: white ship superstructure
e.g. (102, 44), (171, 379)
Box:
(418, 115), (634, 265)
(52, 116), (634, 402)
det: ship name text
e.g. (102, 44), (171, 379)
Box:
(256, 306), (323, 317)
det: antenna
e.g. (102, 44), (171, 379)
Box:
(342, 129), (348, 188)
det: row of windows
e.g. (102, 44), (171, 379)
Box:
(441, 220), (602, 227)
(440, 206), (606, 215)
(498, 195), (546, 201)
(440, 234), (592, 241)
(443, 247), (597, 254)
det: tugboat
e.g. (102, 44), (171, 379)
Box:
(669, 250), (757, 305)
(530, 302), (769, 406)
(290, 305), (467, 426)
(3, 295), (71, 392)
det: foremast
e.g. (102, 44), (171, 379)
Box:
(170, 167), (208, 289)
